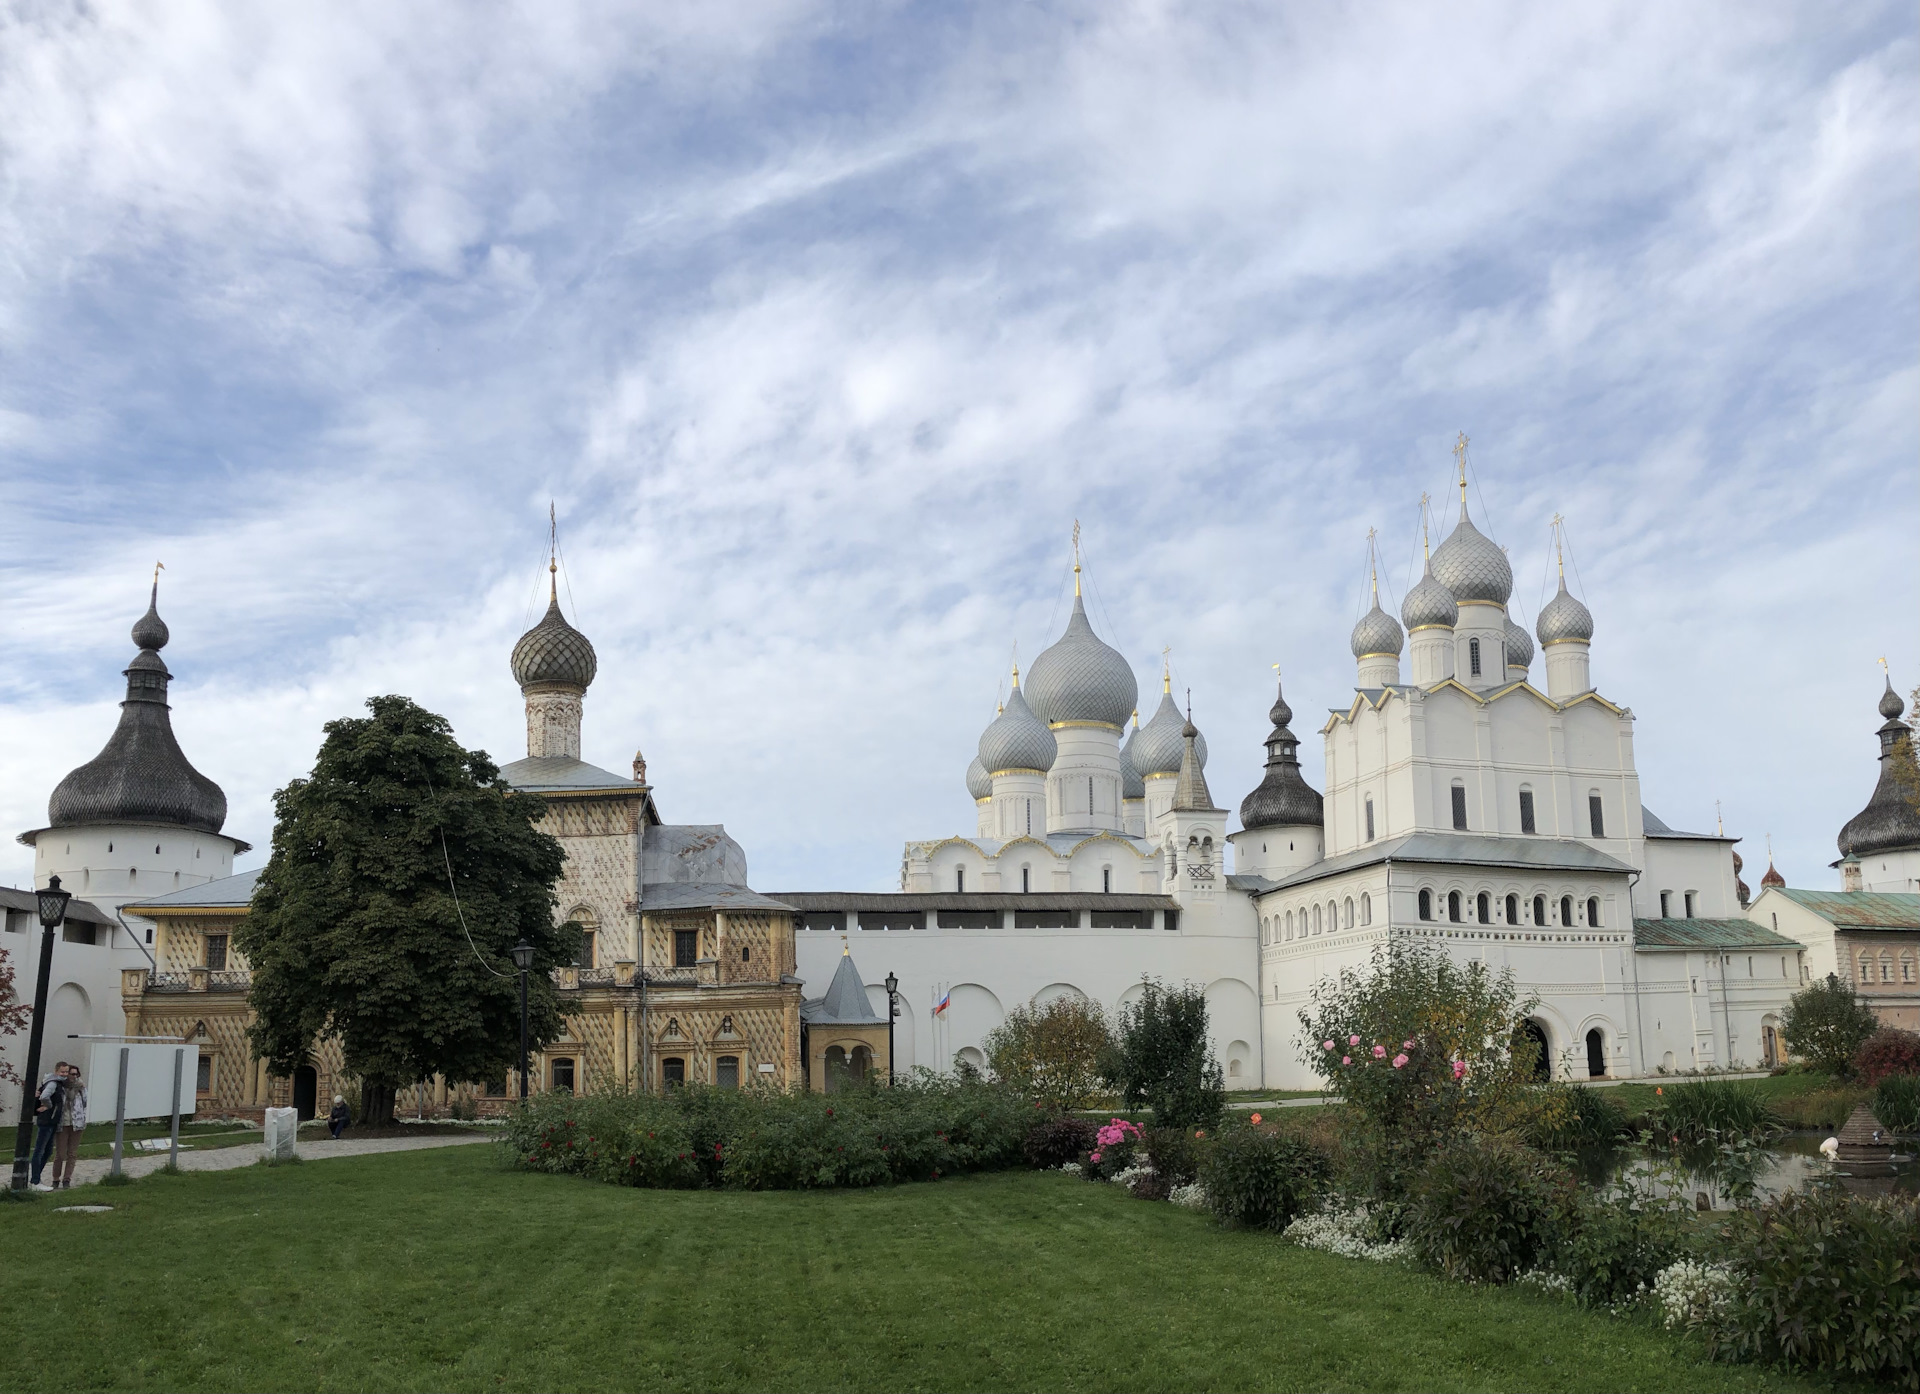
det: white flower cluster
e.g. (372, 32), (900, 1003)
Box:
(1652, 1259), (1735, 1330)
(1056, 1161), (1083, 1177)
(1110, 1162), (1154, 1189)
(1282, 1205), (1412, 1263)
(1169, 1182), (1209, 1211)
(1516, 1269), (1574, 1296)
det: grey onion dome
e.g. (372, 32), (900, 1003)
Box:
(1838, 679), (1920, 858)
(1536, 577), (1594, 645)
(511, 577), (598, 690)
(1401, 559), (1459, 630)
(977, 680), (1057, 774)
(1024, 594), (1138, 728)
(1350, 601), (1404, 659)
(966, 756), (992, 801)
(1239, 677), (1324, 831)
(1504, 615), (1534, 670)
(1120, 736), (1146, 800)
(1131, 688), (1208, 776)
(47, 583), (227, 835)
(1430, 506), (1513, 604)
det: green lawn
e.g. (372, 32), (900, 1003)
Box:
(1596, 1070), (1867, 1128)
(0, 1147), (1819, 1394)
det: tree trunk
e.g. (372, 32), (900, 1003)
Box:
(361, 1078), (397, 1127)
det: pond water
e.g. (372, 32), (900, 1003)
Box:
(1572, 1133), (1920, 1209)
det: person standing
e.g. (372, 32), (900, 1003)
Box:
(29, 1062), (67, 1189)
(51, 1066), (87, 1189)
(327, 1095), (350, 1140)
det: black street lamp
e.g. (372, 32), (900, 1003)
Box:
(9, 876), (71, 1192)
(511, 940), (534, 1100)
(883, 970), (899, 1086)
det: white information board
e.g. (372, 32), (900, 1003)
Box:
(85, 1043), (200, 1119)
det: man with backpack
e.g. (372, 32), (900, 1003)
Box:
(29, 1061), (67, 1189)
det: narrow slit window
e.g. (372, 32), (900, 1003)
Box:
(1451, 785), (1468, 831)
(1469, 637), (1482, 676)
(1365, 798), (1375, 841)
(1518, 789), (1535, 835)
(1447, 891), (1462, 923)
(1588, 794), (1605, 838)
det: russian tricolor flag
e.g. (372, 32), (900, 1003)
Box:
(933, 988), (951, 1016)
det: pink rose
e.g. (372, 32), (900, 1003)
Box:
(1403, 1040), (1416, 1049)
(1348, 1035), (1361, 1046)
(1089, 1151), (1102, 1163)
(1372, 1045), (1386, 1058)
(1341, 1056), (1351, 1065)
(1392, 1054), (1409, 1068)
(1323, 1040), (1335, 1050)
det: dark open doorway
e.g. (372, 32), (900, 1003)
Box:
(292, 1065), (318, 1120)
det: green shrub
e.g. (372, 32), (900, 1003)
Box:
(1106, 979), (1224, 1130)
(1548, 1179), (1690, 1307)
(1782, 974), (1879, 1076)
(504, 1074), (1031, 1190)
(1644, 1080), (1781, 1143)
(984, 997), (1113, 1111)
(1874, 1074), (1920, 1135)
(1298, 942), (1545, 1154)
(1529, 1083), (1630, 1149)
(1199, 1127), (1330, 1232)
(1406, 1135), (1574, 1284)
(1142, 1125), (1202, 1185)
(1023, 1114), (1096, 1169)
(1855, 1027), (1920, 1085)
(1703, 1187), (1920, 1390)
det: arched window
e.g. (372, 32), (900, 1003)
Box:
(1518, 786), (1536, 834)
(1533, 894), (1547, 925)
(1418, 889), (1433, 921)
(1312, 905), (1322, 935)
(956, 867), (965, 892)
(1588, 791), (1606, 838)
(1476, 892), (1490, 924)
(1451, 782), (1468, 830)
(1285, 910), (1294, 939)
(1902, 953), (1916, 984)
(1560, 895), (1574, 926)
(1102, 867), (1112, 893)
(1328, 901), (1339, 932)
(1505, 893), (1519, 924)
(1587, 896), (1601, 927)
(1344, 897), (1355, 929)
(1020, 866), (1030, 893)
(1448, 890), (1462, 923)
(1468, 637), (1482, 676)
(1360, 892), (1372, 926)
(1585, 1028), (1606, 1079)
(1882, 952), (1896, 983)
(1860, 953), (1874, 984)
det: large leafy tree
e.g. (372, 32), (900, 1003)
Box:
(983, 996), (1113, 1112)
(1781, 973), (1879, 1077)
(1105, 979), (1224, 1129)
(236, 696), (571, 1124)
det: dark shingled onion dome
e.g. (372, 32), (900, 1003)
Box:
(48, 583), (228, 834)
(510, 572), (598, 691)
(1238, 679), (1324, 831)
(1837, 677), (1920, 859)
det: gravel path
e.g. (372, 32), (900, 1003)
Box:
(58, 1131), (494, 1187)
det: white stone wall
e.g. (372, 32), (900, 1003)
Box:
(1046, 724), (1126, 835)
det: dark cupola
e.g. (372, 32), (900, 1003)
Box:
(1238, 678), (1324, 832)
(1836, 676), (1920, 860)
(46, 580), (228, 834)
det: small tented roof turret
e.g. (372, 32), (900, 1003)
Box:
(801, 944), (889, 1027)
(1171, 708), (1220, 813)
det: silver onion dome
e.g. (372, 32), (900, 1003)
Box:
(1430, 506), (1513, 604)
(966, 756), (992, 801)
(1401, 559), (1459, 631)
(1120, 735), (1146, 800)
(1024, 594), (1138, 729)
(977, 679), (1057, 774)
(1350, 600), (1405, 659)
(1536, 577), (1594, 645)
(1504, 615), (1534, 671)
(511, 573), (598, 690)
(1130, 687), (1208, 776)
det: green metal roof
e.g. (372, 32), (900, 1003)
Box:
(1773, 888), (1920, 931)
(1633, 917), (1804, 950)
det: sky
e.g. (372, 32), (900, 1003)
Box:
(0, 0), (1914, 895)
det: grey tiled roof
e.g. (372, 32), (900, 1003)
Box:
(1430, 507), (1513, 605)
(0, 886), (117, 925)
(1771, 888), (1920, 931)
(122, 868), (262, 913)
(802, 950), (890, 1026)
(639, 882), (796, 913)
(1025, 595), (1138, 729)
(498, 756), (638, 792)
(1256, 831), (1635, 893)
(1639, 806), (1729, 841)
(766, 891), (1178, 912)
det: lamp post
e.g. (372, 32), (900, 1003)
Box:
(511, 940), (534, 1101)
(9, 876), (71, 1192)
(883, 970), (899, 1086)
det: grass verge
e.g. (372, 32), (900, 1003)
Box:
(0, 1143), (1820, 1394)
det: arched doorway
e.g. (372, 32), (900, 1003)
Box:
(1585, 1028), (1606, 1079)
(292, 1066), (318, 1120)
(1516, 1020), (1551, 1082)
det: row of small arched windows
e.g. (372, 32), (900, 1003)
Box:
(1417, 889), (1602, 929)
(1859, 951), (1918, 985)
(1261, 893), (1373, 945)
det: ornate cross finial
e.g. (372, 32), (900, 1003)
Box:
(1161, 645), (1172, 693)
(1716, 799), (1724, 836)
(547, 502), (559, 603)
(1184, 686), (1192, 720)
(1072, 519), (1082, 596)
(840, 934), (849, 956)
(1551, 513), (1566, 579)
(152, 560), (165, 587)
(1365, 527), (1380, 601)
(1880, 656), (1890, 674)
(1419, 492), (1431, 559)
(1453, 432), (1470, 503)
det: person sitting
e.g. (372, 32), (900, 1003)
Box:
(327, 1095), (351, 1140)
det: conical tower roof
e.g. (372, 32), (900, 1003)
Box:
(1837, 677), (1920, 859)
(1238, 678), (1324, 831)
(802, 945), (889, 1026)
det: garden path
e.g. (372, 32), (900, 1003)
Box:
(59, 1131), (492, 1187)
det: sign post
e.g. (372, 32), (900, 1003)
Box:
(110, 1046), (130, 1179)
(167, 1048), (184, 1170)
